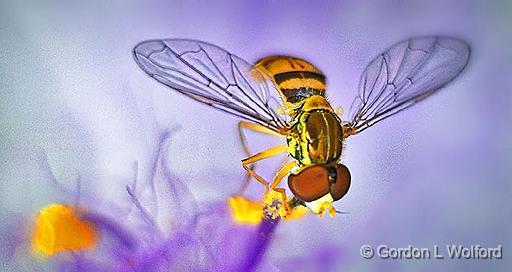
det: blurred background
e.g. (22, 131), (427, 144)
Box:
(1, 0), (511, 271)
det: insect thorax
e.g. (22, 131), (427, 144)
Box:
(287, 107), (343, 169)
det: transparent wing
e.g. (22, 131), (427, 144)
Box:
(133, 39), (288, 133)
(346, 36), (470, 136)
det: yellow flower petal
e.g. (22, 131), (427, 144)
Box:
(228, 196), (263, 224)
(32, 203), (97, 256)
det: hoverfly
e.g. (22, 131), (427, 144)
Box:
(133, 37), (470, 220)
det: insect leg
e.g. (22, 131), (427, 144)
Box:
(272, 187), (289, 212)
(237, 121), (285, 195)
(239, 121), (284, 139)
(266, 161), (296, 215)
(270, 161), (296, 189)
(241, 145), (288, 190)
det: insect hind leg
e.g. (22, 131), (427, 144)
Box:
(241, 144), (288, 192)
(236, 121), (285, 195)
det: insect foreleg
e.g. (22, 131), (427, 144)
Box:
(266, 161), (297, 216)
(270, 161), (296, 189)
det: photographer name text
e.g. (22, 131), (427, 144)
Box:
(360, 244), (503, 260)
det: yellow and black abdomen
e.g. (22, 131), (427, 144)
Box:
(287, 110), (343, 166)
(255, 56), (326, 103)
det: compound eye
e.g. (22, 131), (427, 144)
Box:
(330, 164), (351, 201)
(288, 165), (330, 202)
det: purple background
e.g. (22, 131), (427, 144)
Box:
(1, 1), (511, 271)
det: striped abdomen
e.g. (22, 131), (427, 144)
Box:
(255, 56), (326, 103)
